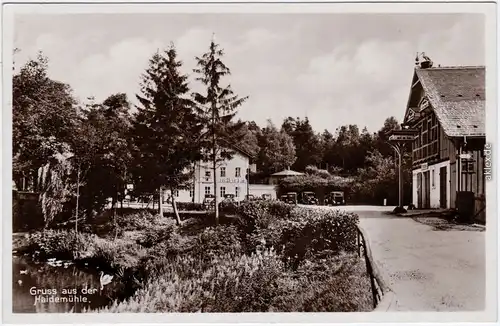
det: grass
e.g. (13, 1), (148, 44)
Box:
(412, 216), (485, 232)
(16, 204), (373, 313)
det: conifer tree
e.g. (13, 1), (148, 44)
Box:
(193, 37), (248, 224)
(131, 44), (202, 225)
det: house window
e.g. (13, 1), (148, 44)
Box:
(220, 167), (226, 178)
(235, 167), (241, 178)
(235, 186), (240, 198)
(189, 187), (194, 198)
(174, 190), (179, 197)
(204, 186), (211, 195)
(461, 160), (475, 173)
(205, 170), (211, 178)
(220, 186), (226, 197)
(431, 169), (435, 188)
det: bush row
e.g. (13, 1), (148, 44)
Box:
(223, 200), (359, 268)
(96, 249), (371, 313)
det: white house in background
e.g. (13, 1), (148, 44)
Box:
(166, 145), (254, 204)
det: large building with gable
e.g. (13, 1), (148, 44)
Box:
(166, 145), (255, 204)
(403, 59), (486, 221)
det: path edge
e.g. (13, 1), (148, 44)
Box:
(357, 224), (398, 312)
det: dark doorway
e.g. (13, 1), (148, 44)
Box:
(417, 172), (423, 208)
(423, 171), (431, 208)
(450, 163), (457, 208)
(439, 166), (447, 208)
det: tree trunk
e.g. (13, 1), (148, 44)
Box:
(171, 188), (182, 226)
(32, 170), (38, 192)
(213, 149), (219, 225)
(75, 166), (80, 233)
(158, 188), (163, 217)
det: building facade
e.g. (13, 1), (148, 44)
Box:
(166, 148), (251, 204)
(403, 63), (485, 221)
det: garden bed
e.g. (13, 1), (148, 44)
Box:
(15, 202), (373, 312)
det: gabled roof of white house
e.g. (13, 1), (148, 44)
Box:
(217, 138), (255, 159)
(405, 66), (485, 138)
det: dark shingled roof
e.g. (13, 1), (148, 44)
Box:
(415, 66), (485, 138)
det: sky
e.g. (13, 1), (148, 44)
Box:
(13, 13), (485, 133)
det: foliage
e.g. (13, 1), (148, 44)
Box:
(230, 200), (294, 235)
(37, 153), (74, 227)
(305, 165), (331, 179)
(280, 117), (322, 171)
(351, 149), (412, 205)
(25, 229), (97, 260)
(278, 207), (360, 267)
(12, 52), (78, 191)
(95, 249), (371, 313)
(278, 174), (353, 193)
(273, 253), (372, 312)
(195, 225), (242, 257)
(257, 120), (296, 174)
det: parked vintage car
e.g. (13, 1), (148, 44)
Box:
(262, 193), (272, 200)
(300, 191), (318, 205)
(324, 191), (345, 206)
(219, 194), (237, 211)
(284, 192), (298, 205)
(245, 194), (256, 201)
(203, 194), (216, 210)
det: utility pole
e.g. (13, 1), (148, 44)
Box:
(388, 142), (404, 211)
(247, 167), (250, 199)
(387, 128), (417, 213)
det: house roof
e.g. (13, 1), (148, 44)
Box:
(271, 169), (305, 177)
(414, 66), (485, 138)
(218, 138), (255, 159)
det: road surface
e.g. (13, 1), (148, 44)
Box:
(309, 205), (486, 311)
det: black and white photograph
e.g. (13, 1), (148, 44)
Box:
(3, 2), (497, 324)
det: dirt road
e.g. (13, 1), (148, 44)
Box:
(312, 205), (486, 311)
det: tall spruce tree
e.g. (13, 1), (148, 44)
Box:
(131, 45), (203, 225)
(193, 38), (248, 224)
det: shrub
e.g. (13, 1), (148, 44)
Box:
(115, 210), (161, 231)
(91, 238), (148, 271)
(25, 230), (96, 260)
(195, 225), (243, 257)
(174, 202), (205, 212)
(271, 253), (372, 312)
(233, 200), (293, 235)
(136, 223), (176, 248)
(279, 208), (359, 267)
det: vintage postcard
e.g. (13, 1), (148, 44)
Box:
(2, 1), (497, 324)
